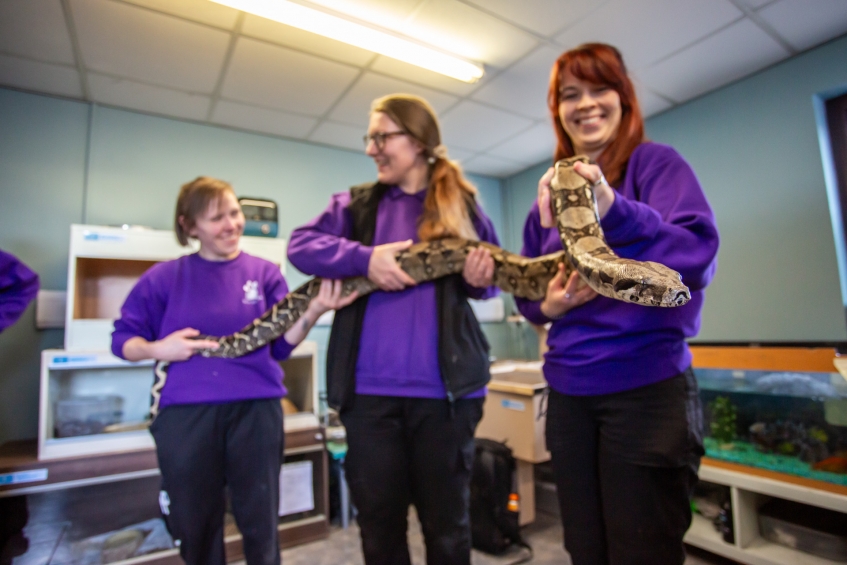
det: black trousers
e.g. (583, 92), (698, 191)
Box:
(150, 398), (284, 565)
(340, 394), (484, 565)
(545, 369), (704, 565)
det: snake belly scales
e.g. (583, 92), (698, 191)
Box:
(149, 156), (691, 417)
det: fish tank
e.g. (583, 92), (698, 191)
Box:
(695, 346), (847, 488)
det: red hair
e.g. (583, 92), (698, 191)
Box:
(547, 43), (645, 186)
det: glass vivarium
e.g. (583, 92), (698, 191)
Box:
(697, 368), (847, 486)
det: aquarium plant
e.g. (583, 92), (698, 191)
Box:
(709, 396), (737, 445)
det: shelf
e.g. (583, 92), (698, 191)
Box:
(684, 459), (847, 565)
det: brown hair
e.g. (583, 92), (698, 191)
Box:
(174, 176), (236, 246)
(547, 43), (645, 186)
(371, 94), (479, 241)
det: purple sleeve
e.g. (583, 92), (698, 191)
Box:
(465, 203), (502, 300)
(111, 272), (166, 359)
(287, 192), (374, 279)
(266, 267), (296, 361)
(514, 205), (554, 325)
(600, 146), (719, 291)
(0, 250), (40, 332)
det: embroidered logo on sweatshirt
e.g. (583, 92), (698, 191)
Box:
(242, 280), (262, 304)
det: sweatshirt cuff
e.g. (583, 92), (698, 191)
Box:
(599, 193), (628, 237)
(351, 244), (374, 277)
(272, 334), (297, 361)
(516, 298), (551, 326)
(110, 333), (132, 360)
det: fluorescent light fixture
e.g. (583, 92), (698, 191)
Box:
(211, 0), (484, 83)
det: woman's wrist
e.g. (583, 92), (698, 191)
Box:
(540, 300), (566, 321)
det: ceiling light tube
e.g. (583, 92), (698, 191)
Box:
(211, 0), (484, 82)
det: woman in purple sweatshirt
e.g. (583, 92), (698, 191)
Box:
(288, 94), (500, 565)
(516, 44), (719, 565)
(0, 249), (39, 333)
(111, 177), (354, 565)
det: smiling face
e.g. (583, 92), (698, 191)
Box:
(558, 69), (623, 159)
(365, 111), (426, 188)
(188, 190), (244, 261)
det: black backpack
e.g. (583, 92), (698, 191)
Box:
(470, 438), (533, 563)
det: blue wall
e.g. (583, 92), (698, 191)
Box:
(501, 34), (847, 344)
(0, 90), (506, 443)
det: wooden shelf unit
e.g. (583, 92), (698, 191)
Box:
(684, 345), (847, 565)
(0, 426), (329, 564)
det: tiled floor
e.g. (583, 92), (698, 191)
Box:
(266, 508), (742, 565)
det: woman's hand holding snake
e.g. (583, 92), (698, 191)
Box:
(368, 239), (418, 291)
(572, 160), (615, 219)
(462, 246), (495, 288)
(537, 166), (556, 228)
(150, 328), (219, 362)
(540, 264), (598, 319)
(310, 279), (359, 316)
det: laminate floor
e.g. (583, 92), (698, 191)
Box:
(265, 508), (742, 565)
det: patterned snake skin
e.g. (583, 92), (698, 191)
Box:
(149, 156), (690, 417)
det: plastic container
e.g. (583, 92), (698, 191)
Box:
(758, 497), (847, 562)
(54, 395), (124, 438)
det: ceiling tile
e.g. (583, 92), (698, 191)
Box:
(554, 0), (743, 71)
(241, 15), (375, 67)
(88, 72), (211, 120)
(639, 18), (789, 102)
(221, 37), (360, 116)
(445, 146), (476, 163)
(486, 123), (555, 166)
(471, 45), (561, 120)
(399, 0), (538, 68)
(743, 0), (778, 8)
(211, 99), (317, 138)
(756, 0), (847, 52)
(71, 0), (231, 93)
(0, 0), (75, 65)
(0, 54), (82, 98)
(462, 154), (526, 178)
(306, 0), (424, 30)
(117, 0), (240, 29)
(328, 72), (459, 127)
(461, 0), (606, 38)
(308, 120), (367, 151)
(439, 100), (534, 151)
(630, 73), (675, 116)
(368, 56), (485, 96)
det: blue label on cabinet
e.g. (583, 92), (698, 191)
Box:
(501, 399), (525, 411)
(82, 232), (125, 242)
(0, 469), (48, 486)
(52, 355), (98, 365)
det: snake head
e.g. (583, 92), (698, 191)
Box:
(610, 261), (691, 307)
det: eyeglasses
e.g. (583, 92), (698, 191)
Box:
(363, 131), (407, 150)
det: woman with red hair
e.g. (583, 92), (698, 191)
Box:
(515, 43), (720, 564)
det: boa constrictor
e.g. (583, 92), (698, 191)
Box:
(148, 156), (690, 417)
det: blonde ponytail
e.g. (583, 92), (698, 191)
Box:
(370, 94), (479, 242)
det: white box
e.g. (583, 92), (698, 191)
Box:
(64, 224), (287, 351)
(38, 342), (320, 460)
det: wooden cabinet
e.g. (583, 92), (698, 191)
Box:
(475, 361), (548, 526)
(0, 426), (329, 564)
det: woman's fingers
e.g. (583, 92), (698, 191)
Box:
(538, 167), (555, 228)
(462, 247), (495, 287)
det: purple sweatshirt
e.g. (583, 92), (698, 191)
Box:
(515, 143), (719, 396)
(0, 250), (40, 333)
(287, 185), (500, 398)
(111, 252), (294, 408)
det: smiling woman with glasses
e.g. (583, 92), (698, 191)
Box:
(362, 129), (407, 150)
(287, 94), (501, 565)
